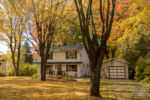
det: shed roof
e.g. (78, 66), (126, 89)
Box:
(103, 58), (128, 64)
(50, 45), (84, 51)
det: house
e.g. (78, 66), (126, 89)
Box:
(0, 52), (7, 72)
(101, 58), (129, 79)
(37, 45), (129, 79)
(37, 45), (90, 77)
(0, 59), (7, 71)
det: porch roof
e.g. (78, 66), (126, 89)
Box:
(36, 62), (83, 64)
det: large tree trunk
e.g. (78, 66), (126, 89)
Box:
(89, 51), (105, 97)
(90, 66), (100, 97)
(15, 69), (19, 76)
(74, 0), (116, 97)
(11, 53), (18, 76)
(41, 57), (46, 81)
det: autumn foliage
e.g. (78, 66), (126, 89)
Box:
(93, 0), (135, 42)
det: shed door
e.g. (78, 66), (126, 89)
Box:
(109, 66), (126, 79)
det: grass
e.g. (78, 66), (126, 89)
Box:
(0, 77), (149, 100)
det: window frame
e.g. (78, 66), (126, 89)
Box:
(46, 65), (53, 74)
(66, 51), (77, 59)
(47, 52), (53, 59)
(66, 65), (77, 72)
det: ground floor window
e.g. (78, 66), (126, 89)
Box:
(46, 65), (53, 74)
(66, 65), (77, 72)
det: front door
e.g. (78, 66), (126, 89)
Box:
(57, 65), (62, 75)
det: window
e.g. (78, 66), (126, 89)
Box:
(66, 65), (77, 72)
(46, 65), (53, 75)
(66, 51), (77, 59)
(48, 52), (53, 59)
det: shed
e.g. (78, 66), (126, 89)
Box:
(101, 58), (129, 79)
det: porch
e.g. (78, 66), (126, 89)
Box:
(46, 62), (82, 77)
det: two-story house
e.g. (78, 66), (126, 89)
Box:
(37, 45), (90, 78)
(37, 45), (129, 79)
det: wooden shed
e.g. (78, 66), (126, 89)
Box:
(101, 58), (129, 79)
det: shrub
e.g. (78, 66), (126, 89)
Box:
(6, 64), (37, 76)
(32, 73), (38, 79)
(0, 71), (6, 77)
(20, 64), (37, 76)
(135, 57), (150, 81)
(143, 76), (150, 84)
(143, 67), (150, 79)
(63, 77), (76, 81)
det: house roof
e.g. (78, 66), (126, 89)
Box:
(50, 45), (84, 51)
(35, 61), (83, 64)
(103, 58), (128, 64)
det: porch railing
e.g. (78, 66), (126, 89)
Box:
(47, 71), (65, 76)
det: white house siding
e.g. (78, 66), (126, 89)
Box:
(0, 61), (7, 71)
(80, 48), (90, 77)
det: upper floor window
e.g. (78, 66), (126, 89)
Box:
(66, 51), (77, 59)
(48, 52), (53, 59)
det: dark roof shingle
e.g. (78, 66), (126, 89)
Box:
(50, 45), (84, 51)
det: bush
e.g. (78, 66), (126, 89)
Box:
(143, 76), (150, 84)
(63, 77), (76, 81)
(135, 57), (150, 81)
(20, 64), (37, 76)
(0, 71), (6, 77)
(7, 64), (37, 76)
(32, 73), (38, 79)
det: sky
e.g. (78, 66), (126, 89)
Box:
(0, 42), (8, 54)
(0, 5), (8, 54)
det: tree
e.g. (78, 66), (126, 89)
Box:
(104, 0), (134, 59)
(74, 0), (116, 97)
(23, 41), (31, 54)
(54, 25), (82, 45)
(0, 0), (28, 76)
(116, 0), (150, 79)
(28, 0), (67, 81)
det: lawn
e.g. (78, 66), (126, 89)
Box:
(0, 77), (149, 100)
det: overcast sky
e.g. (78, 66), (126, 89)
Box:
(0, 42), (8, 54)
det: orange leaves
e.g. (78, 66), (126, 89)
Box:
(93, 0), (135, 42)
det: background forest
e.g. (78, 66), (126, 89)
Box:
(0, 0), (149, 82)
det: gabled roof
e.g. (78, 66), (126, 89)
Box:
(103, 58), (128, 64)
(50, 45), (84, 51)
